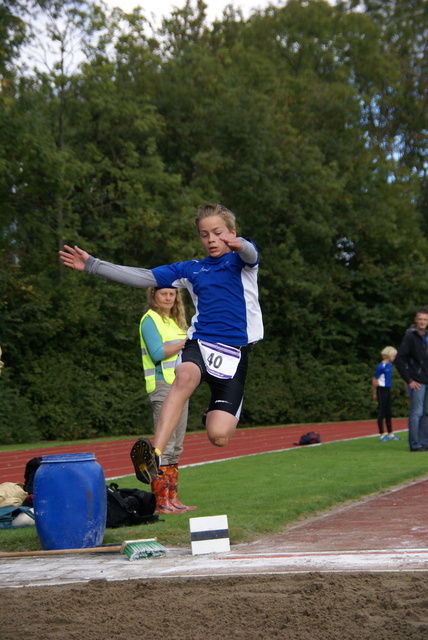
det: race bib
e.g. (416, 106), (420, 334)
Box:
(198, 340), (241, 379)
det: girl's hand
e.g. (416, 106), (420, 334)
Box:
(219, 234), (242, 252)
(59, 245), (89, 271)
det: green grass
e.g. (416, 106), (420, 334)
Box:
(2, 433), (427, 553)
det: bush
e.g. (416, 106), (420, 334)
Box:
(22, 353), (152, 440)
(242, 343), (409, 426)
(0, 372), (40, 444)
(1, 340), (410, 444)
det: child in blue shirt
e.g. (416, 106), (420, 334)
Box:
(59, 203), (263, 484)
(372, 346), (399, 441)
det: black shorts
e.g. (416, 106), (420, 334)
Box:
(179, 340), (251, 419)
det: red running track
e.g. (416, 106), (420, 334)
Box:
(0, 418), (408, 485)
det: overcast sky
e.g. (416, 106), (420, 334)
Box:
(104, 0), (287, 25)
(22, 1), (338, 71)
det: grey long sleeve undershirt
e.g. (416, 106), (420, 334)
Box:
(237, 238), (258, 264)
(84, 256), (158, 288)
(84, 238), (257, 288)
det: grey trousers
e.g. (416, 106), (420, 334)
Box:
(148, 379), (189, 466)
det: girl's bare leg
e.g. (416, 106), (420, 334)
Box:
(205, 410), (238, 447)
(153, 362), (201, 454)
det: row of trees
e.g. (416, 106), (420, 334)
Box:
(1, 0), (427, 442)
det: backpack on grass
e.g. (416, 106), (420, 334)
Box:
(294, 432), (321, 446)
(23, 457), (42, 494)
(106, 483), (158, 528)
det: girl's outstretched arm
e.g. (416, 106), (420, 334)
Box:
(59, 244), (159, 288)
(59, 245), (89, 271)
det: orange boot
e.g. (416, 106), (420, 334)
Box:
(168, 464), (197, 512)
(151, 466), (186, 514)
(151, 467), (174, 514)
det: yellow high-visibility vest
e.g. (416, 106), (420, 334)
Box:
(139, 309), (186, 393)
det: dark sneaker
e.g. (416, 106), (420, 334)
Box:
(130, 438), (160, 484)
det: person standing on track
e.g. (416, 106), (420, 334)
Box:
(395, 308), (428, 452)
(372, 346), (400, 441)
(59, 203), (264, 485)
(140, 286), (196, 513)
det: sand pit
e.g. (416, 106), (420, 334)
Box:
(1, 572), (428, 639)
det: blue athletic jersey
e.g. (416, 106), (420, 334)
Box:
(152, 241), (263, 346)
(374, 362), (393, 388)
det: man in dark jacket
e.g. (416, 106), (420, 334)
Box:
(395, 309), (428, 451)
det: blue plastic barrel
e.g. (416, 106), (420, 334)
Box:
(33, 452), (107, 550)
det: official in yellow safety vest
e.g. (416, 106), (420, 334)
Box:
(139, 287), (197, 513)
